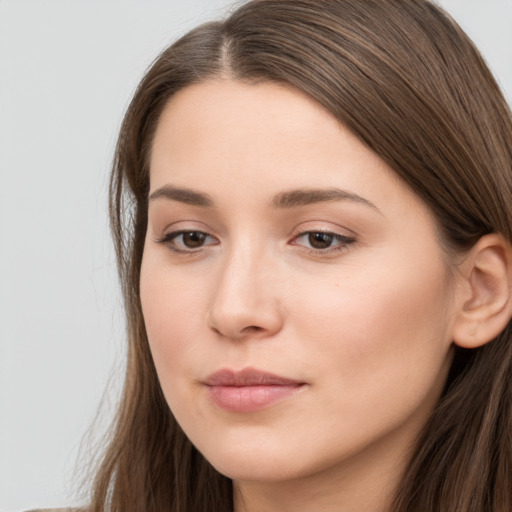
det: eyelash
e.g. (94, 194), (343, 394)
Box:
(155, 230), (219, 255)
(291, 231), (356, 255)
(155, 229), (356, 256)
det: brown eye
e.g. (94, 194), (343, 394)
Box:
(308, 232), (334, 249)
(292, 231), (355, 254)
(181, 231), (208, 248)
(157, 230), (218, 253)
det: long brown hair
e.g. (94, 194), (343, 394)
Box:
(89, 1), (512, 510)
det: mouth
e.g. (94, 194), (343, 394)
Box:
(203, 367), (306, 413)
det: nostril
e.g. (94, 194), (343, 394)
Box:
(241, 325), (264, 334)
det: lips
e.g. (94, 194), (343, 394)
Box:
(203, 367), (305, 412)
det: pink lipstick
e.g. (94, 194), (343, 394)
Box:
(204, 367), (305, 412)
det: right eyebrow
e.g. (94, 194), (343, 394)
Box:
(148, 185), (214, 207)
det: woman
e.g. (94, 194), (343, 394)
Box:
(83, 0), (512, 510)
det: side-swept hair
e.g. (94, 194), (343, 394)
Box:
(90, 1), (512, 510)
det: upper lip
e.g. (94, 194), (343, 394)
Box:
(204, 367), (303, 387)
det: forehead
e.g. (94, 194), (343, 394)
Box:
(150, 79), (344, 176)
(149, 79), (429, 222)
(152, 81), (370, 181)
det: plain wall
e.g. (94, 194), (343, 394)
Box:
(1, 1), (511, 510)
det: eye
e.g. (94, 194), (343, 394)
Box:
(292, 231), (355, 253)
(157, 230), (218, 253)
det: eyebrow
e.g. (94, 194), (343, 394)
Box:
(149, 185), (214, 207)
(271, 188), (379, 211)
(148, 184), (379, 212)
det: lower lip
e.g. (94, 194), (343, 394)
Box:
(207, 384), (304, 412)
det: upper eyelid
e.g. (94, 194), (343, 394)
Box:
(293, 230), (354, 239)
(162, 229), (217, 242)
(289, 222), (356, 239)
(156, 221), (217, 238)
(293, 227), (352, 236)
(290, 231), (355, 246)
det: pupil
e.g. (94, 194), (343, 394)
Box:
(309, 232), (333, 249)
(183, 232), (206, 248)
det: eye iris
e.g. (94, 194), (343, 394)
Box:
(182, 231), (206, 248)
(308, 232), (333, 249)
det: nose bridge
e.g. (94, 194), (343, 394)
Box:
(207, 235), (282, 339)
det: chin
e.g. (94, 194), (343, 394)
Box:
(196, 433), (336, 484)
(208, 453), (304, 482)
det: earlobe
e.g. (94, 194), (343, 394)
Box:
(452, 234), (512, 349)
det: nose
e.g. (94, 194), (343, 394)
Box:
(206, 245), (284, 341)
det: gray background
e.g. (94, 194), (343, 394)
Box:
(1, 1), (511, 510)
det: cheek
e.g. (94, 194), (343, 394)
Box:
(274, 256), (455, 465)
(140, 261), (213, 435)
(289, 250), (454, 396)
(139, 253), (205, 379)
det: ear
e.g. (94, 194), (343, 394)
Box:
(452, 234), (512, 349)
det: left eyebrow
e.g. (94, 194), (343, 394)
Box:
(271, 188), (381, 213)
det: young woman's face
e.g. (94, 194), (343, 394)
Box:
(141, 80), (458, 486)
